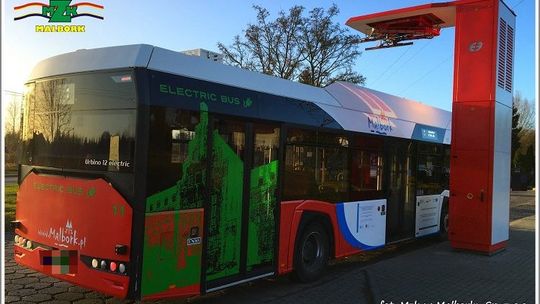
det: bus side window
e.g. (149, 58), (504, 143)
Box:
(283, 128), (317, 201)
(350, 135), (385, 200)
(442, 146), (451, 190)
(171, 128), (195, 164)
(147, 107), (200, 197)
(283, 129), (349, 203)
(314, 132), (349, 202)
(350, 150), (384, 197)
(416, 143), (444, 195)
(253, 124), (280, 167)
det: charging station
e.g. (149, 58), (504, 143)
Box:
(347, 0), (515, 254)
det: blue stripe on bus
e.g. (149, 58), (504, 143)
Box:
(336, 203), (384, 251)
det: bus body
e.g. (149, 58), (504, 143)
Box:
(14, 44), (451, 300)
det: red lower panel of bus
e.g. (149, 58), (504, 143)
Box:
(141, 209), (204, 299)
(278, 200), (361, 275)
(14, 173), (133, 298)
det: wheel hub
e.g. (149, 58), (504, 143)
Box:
(302, 232), (321, 265)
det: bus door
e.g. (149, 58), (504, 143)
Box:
(205, 119), (279, 291)
(386, 141), (415, 242)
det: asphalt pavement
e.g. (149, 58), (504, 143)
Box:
(4, 192), (536, 304)
(4, 175), (17, 185)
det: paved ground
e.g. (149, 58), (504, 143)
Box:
(367, 223), (535, 304)
(4, 192), (536, 304)
(4, 175), (17, 185)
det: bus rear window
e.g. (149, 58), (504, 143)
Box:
(21, 71), (137, 172)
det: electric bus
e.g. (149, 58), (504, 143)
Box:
(14, 44), (450, 300)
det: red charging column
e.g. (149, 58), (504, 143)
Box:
(449, 0), (515, 253)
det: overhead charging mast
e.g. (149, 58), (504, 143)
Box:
(347, 0), (515, 254)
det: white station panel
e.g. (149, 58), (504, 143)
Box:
(336, 199), (386, 250)
(415, 194), (444, 237)
(491, 102), (511, 244)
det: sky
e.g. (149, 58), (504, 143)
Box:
(1, 0), (537, 113)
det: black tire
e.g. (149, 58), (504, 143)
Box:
(439, 198), (449, 239)
(292, 222), (330, 282)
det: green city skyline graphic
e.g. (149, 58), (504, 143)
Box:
(142, 102), (277, 295)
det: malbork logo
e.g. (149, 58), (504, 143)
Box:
(365, 113), (395, 136)
(14, 0), (104, 33)
(42, 0), (78, 22)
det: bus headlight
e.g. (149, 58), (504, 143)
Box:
(82, 255), (128, 275)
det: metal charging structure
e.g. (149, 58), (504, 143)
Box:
(347, 0), (515, 254)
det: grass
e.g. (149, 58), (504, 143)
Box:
(5, 184), (18, 224)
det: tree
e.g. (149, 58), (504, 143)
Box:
(297, 5), (365, 87)
(514, 92), (535, 131)
(511, 92), (536, 189)
(218, 4), (365, 87)
(512, 93), (536, 163)
(4, 92), (23, 167)
(516, 144), (535, 175)
(34, 79), (73, 141)
(5, 94), (22, 135)
(219, 5), (304, 79)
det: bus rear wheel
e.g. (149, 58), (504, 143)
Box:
(293, 222), (329, 282)
(439, 199), (449, 239)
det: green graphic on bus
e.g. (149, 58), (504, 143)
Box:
(206, 131), (244, 280)
(143, 101), (279, 295)
(146, 103), (208, 212)
(142, 103), (209, 296)
(141, 210), (203, 296)
(247, 160), (278, 270)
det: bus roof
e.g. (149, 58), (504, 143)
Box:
(29, 44), (451, 144)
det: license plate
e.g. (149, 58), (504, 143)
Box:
(39, 250), (78, 274)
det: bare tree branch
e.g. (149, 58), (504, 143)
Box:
(6, 96), (21, 135)
(34, 79), (73, 142)
(217, 4), (365, 87)
(514, 91), (535, 131)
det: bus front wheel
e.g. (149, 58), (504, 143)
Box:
(292, 222), (329, 282)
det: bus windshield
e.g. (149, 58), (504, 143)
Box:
(21, 71), (137, 172)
